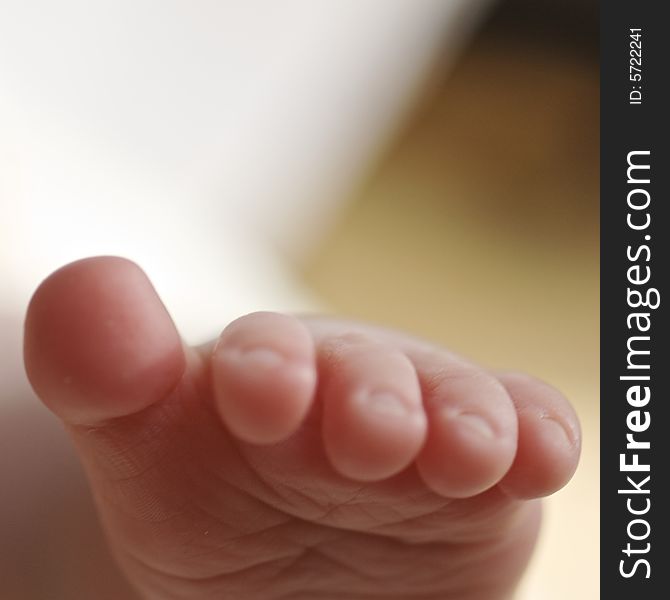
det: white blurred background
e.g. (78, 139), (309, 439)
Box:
(0, 0), (487, 345)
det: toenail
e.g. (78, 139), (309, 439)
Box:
(216, 345), (284, 368)
(238, 347), (284, 368)
(540, 414), (575, 448)
(446, 410), (496, 439)
(215, 346), (315, 391)
(364, 391), (411, 418)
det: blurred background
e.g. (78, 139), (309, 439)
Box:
(1, 0), (598, 598)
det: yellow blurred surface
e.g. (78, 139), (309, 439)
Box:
(304, 34), (599, 600)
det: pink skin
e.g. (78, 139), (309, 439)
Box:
(24, 257), (581, 600)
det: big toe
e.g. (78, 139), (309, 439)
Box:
(24, 256), (186, 425)
(23, 257), (236, 585)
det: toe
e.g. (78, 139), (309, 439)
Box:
(412, 354), (518, 499)
(211, 312), (317, 444)
(497, 372), (581, 499)
(24, 256), (186, 425)
(24, 260), (301, 590)
(319, 335), (427, 481)
(302, 318), (520, 497)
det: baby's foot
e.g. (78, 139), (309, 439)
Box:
(24, 257), (580, 600)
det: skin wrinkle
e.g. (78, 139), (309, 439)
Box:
(201, 453), (506, 592)
(95, 475), (192, 527)
(156, 495), (292, 569)
(92, 350), (536, 598)
(189, 361), (325, 520)
(68, 374), (204, 489)
(244, 452), (524, 545)
(252, 472), (337, 522)
(269, 546), (484, 600)
(252, 549), (310, 599)
(331, 533), (487, 580)
(135, 486), (524, 596)
(307, 485), (370, 523)
(108, 392), (345, 580)
(123, 528), (304, 583)
(235, 416), (440, 533)
(299, 545), (379, 586)
(271, 551), (370, 598)
(226, 426), (528, 548)
(373, 501), (528, 545)
(118, 451), (303, 576)
(319, 492), (391, 527)
(120, 543), (305, 600)
(78, 378), (312, 575)
(70, 408), (173, 472)
(179, 518), (299, 565)
(67, 382), (534, 598)
(81, 420), (195, 527)
(80, 415), (204, 528)
(121, 402), (330, 582)
(248, 466), (410, 536)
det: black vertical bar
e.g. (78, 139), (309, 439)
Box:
(601, 3), (669, 597)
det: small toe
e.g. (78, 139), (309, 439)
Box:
(497, 373), (581, 499)
(211, 312), (317, 445)
(319, 336), (427, 482)
(413, 358), (518, 499)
